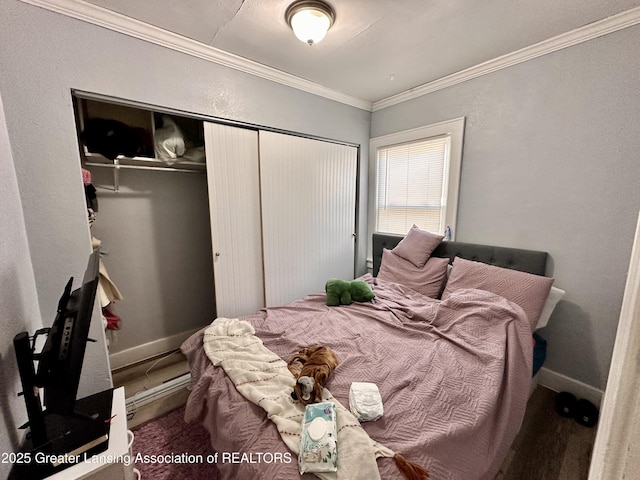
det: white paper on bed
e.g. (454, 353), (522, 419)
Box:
(349, 382), (384, 422)
(203, 317), (396, 480)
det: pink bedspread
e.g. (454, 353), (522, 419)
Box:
(181, 274), (533, 480)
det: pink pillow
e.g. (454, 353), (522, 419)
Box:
(391, 225), (444, 268)
(441, 257), (554, 330)
(378, 249), (449, 298)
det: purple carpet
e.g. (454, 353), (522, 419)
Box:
(131, 406), (219, 479)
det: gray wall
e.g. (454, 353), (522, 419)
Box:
(90, 167), (216, 355)
(0, 0), (371, 443)
(0, 91), (43, 480)
(372, 25), (640, 391)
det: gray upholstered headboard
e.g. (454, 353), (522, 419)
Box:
(372, 233), (548, 277)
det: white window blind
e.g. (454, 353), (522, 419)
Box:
(376, 135), (451, 235)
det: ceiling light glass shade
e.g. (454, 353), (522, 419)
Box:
(285, 1), (335, 45)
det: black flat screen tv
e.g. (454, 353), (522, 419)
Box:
(34, 249), (100, 415)
(11, 249), (113, 479)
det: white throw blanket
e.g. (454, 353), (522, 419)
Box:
(203, 317), (396, 480)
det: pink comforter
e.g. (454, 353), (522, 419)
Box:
(181, 274), (533, 480)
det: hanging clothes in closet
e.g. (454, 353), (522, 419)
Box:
(83, 167), (124, 331)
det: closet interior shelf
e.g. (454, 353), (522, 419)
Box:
(85, 155), (205, 192)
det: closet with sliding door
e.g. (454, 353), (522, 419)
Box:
(73, 92), (359, 370)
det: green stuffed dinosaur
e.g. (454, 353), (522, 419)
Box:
(325, 279), (375, 306)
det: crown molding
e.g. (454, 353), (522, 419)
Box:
(372, 6), (640, 111)
(20, 1), (640, 114)
(19, 0), (373, 111)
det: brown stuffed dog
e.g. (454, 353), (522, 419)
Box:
(287, 345), (339, 406)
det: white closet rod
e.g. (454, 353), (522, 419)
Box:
(85, 162), (203, 173)
(85, 161), (204, 192)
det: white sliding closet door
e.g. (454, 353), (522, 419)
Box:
(204, 123), (264, 318)
(259, 131), (357, 307)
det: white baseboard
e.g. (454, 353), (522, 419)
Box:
(108, 328), (201, 370)
(125, 372), (191, 414)
(537, 367), (605, 407)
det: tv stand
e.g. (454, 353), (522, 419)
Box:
(9, 390), (113, 479)
(11, 331), (113, 479)
(14, 331), (47, 445)
(10, 388), (133, 480)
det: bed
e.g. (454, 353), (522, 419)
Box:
(181, 230), (555, 480)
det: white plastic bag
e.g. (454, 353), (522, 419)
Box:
(154, 116), (185, 164)
(349, 382), (384, 422)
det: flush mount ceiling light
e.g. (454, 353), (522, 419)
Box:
(285, 0), (335, 46)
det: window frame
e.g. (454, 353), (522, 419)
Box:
(368, 117), (465, 255)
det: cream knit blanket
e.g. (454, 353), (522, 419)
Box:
(203, 317), (395, 480)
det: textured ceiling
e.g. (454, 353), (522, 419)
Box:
(86, 0), (640, 102)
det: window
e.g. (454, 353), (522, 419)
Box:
(370, 117), (465, 239)
(376, 135), (449, 235)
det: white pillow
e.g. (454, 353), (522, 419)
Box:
(535, 286), (565, 330)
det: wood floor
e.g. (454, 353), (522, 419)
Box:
(497, 386), (597, 480)
(114, 357), (597, 479)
